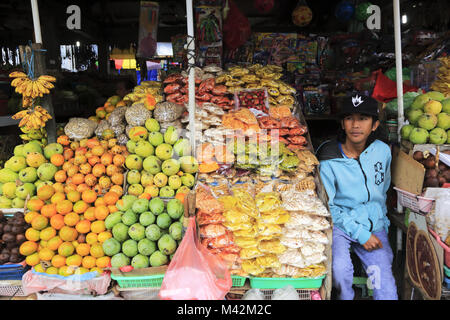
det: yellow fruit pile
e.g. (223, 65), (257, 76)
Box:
(431, 56), (450, 96)
(20, 184), (121, 277)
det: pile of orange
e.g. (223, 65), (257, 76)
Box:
(55, 136), (127, 197)
(21, 182), (121, 277)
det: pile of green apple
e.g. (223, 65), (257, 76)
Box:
(102, 196), (184, 268)
(400, 91), (450, 145)
(124, 118), (199, 198)
(0, 141), (63, 208)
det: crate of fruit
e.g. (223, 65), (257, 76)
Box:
(0, 211), (29, 266)
(393, 187), (435, 214)
(110, 265), (167, 289)
(249, 275), (326, 289)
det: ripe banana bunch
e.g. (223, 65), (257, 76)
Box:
(9, 72), (56, 98)
(431, 56), (450, 97)
(19, 126), (47, 141)
(12, 106), (52, 130)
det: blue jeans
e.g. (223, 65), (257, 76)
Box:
(332, 226), (398, 300)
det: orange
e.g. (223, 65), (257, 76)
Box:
(74, 154), (87, 166)
(103, 191), (119, 205)
(38, 248), (55, 261)
(67, 165), (79, 177)
(25, 252), (40, 266)
(56, 200), (73, 215)
(90, 243), (104, 258)
(50, 192), (66, 204)
(25, 228), (40, 241)
(93, 184), (103, 195)
(41, 203), (57, 218)
(110, 145), (123, 155)
(94, 197), (106, 207)
(72, 173), (85, 185)
(66, 190), (81, 203)
(113, 154), (125, 167)
(59, 226), (78, 242)
(47, 236), (63, 251)
(50, 153), (65, 167)
(64, 212), (80, 227)
(58, 241), (75, 257)
(75, 220), (91, 234)
(57, 135), (70, 146)
(139, 193), (152, 200)
(91, 220), (105, 234)
(19, 241), (38, 256)
(106, 164), (120, 177)
(51, 254), (66, 268)
(97, 231), (112, 243)
(88, 156), (100, 166)
(76, 243), (91, 256)
(110, 185), (123, 197)
(100, 153), (113, 166)
(27, 199), (44, 212)
(40, 226), (57, 241)
(84, 174), (97, 187)
(84, 207), (96, 221)
(63, 149), (73, 162)
(79, 163), (92, 175)
(54, 170), (67, 183)
(94, 206), (109, 221)
(82, 256), (96, 269)
(108, 205), (118, 214)
(70, 141), (80, 151)
(96, 256), (111, 268)
(175, 192), (186, 204)
(85, 232), (98, 245)
(66, 254), (82, 267)
(100, 140), (108, 150)
(111, 173), (124, 185)
(91, 145), (105, 157)
(75, 147), (87, 156)
(92, 164), (106, 177)
(73, 200), (89, 214)
(53, 182), (65, 194)
(31, 215), (48, 231)
(98, 176), (112, 190)
(64, 183), (77, 194)
(86, 138), (100, 149)
(37, 185), (55, 201)
(82, 189), (97, 204)
(50, 214), (65, 230)
(76, 183), (90, 194)
(25, 211), (40, 224)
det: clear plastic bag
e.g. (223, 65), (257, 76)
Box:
(271, 285), (300, 300)
(159, 217), (231, 300)
(242, 288), (265, 300)
(64, 118), (97, 141)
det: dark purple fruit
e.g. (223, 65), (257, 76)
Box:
(425, 169), (438, 179)
(0, 253), (10, 263)
(14, 218), (25, 226)
(3, 225), (12, 233)
(6, 242), (16, 249)
(10, 247), (19, 255)
(2, 233), (15, 243)
(9, 254), (20, 263)
(413, 151), (424, 162)
(438, 162), (448, 171)
(424, 156), (436, 169)
(16, 234), (25, 244)
(1, 248), (10, 255)
(424, 177), (440, 188)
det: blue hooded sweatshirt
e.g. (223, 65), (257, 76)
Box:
(317, 139), (391, 245)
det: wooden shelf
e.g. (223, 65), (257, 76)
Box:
(0, 116), (19, 127)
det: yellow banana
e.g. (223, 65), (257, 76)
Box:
(12, 110), (28, 120)
(38, 75), (56, 82)
(24, 81), (33, 97)
(9, 71), (27, 78)
(17, 79), (30, 94)
(38, 79), (54, 90)
(35, 80), (47, 95)
(11, 77), (27, 87)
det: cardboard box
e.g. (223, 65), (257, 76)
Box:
(392, 145), (425, 195)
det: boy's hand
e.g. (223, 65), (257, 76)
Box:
(363, 235), (383, 251)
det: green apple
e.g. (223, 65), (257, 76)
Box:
(19, 167), (38, 183)
(400, 124), (414, 140)
(179, 156), (199, 174)
(168, 175), (182, 190)
(126, 140), (137, 153)
(173, 138), (191, 157)
(442, 98), (450, 114)
(407, 109), (424, 126)
(163, 126), (179, 145)
(409, 128), (429, 144)
(159, 186), (175, 198)
(128, 184), (144, 197)
(0, 168), (19, 183)
(116, 195), (137, 211)
(161, 159), (180, 176)
(43, 143), (63, 160)
(15, 182), (35, 200)
(410, 94), (431, 111)
(143, 156), (162, 174)
(125, 154), (143, 170)
(5, 156), (27, 173)
(145, 118), (160, 132)
(135, 140), (154, 158)
(37, 163), (57, 181)
(154, 173), (168, 188)
(437, 112), (450, 130)
(148, 132), (164, 147)
(141, 172), (154, 187)
(127, 170), (141, 185)
(181, 173), (195, 188)
(2, 182), (17, 199)
(155, 144), (173, 161)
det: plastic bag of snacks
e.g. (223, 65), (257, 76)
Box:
(64, 118), (97, 141)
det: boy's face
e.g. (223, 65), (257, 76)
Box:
(341, 113), (380, 145)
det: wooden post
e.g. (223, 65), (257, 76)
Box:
(31, 43), (56, 143)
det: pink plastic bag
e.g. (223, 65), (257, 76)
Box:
(159, 217), (232, 300)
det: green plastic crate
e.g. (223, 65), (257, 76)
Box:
(249, 275), (325, 289)
(231, 276), (246, 287)
(111, 273), (164, 289)
(444, 265), (450, 278)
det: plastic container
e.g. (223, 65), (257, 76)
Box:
(394, 187), (435, 214)
(249, 275), (325, 289)
(444, 276), (450, 290)
(428, 228), (450, 268)
(260, 288), (312, 300)
(111, 273), (164, 289)
(231, 275), (246, 287)
(0, 263), (28, 281)
(0, 280), (26, 297)
(444, 265), (450, 278)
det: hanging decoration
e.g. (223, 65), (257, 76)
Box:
(355, 2), (373, 22)
(195, 5), (223, 67)
(335, 0), (355, 22)
(223, 0), (251, 50)
(292, 0), (313, 27)
(254, 0), (275, 14)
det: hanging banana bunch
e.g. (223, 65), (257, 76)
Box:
(9, 72), (56, 99)
(12, 106), (52, 130)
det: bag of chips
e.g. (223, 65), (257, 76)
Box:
(239, 247), (265, 260)
(256, 254), (281, 269)
(258, 239), (287, 255)
(234, 236), (259, 248)
(241, 259), (266, 276)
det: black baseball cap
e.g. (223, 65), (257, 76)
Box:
(339, 93), (379, 119)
